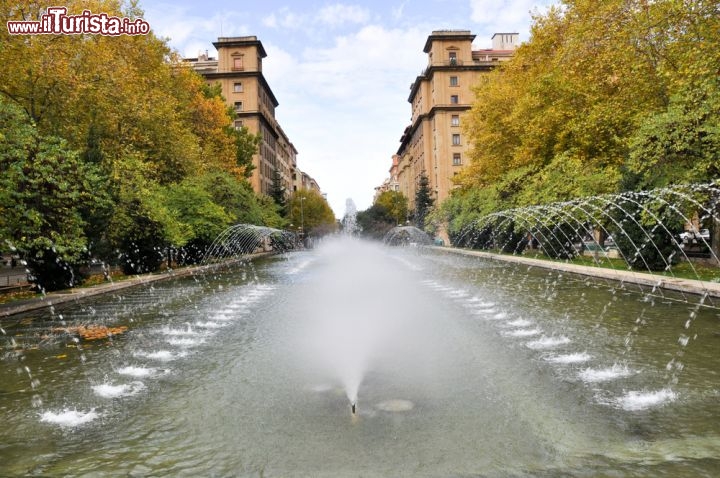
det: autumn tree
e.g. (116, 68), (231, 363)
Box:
(0, 0), (285, 278)
(375, 191), (409, 226)
(449, 0), (720, 249)
(288, 190), (337, 237)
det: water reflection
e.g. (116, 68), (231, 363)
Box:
(0, 238), (719, 476)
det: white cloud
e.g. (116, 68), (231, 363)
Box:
(262, 13), (277, 28)
(263, 25), (429, 214)
(468, 0), (557, 45)
(317, 4), (371, 27)
(141, 0), (555, 215)
(263, 4), (370, 34)
(262, 7), (307, 30)
(392, 0), (410, 20)
(144, 4), (249, 57)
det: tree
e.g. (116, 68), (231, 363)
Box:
(447, 0), (720, 239)
(0, 1), (287, 280)
(0, 99), (110, 290)
(288, 190), (337, 237)
(356, 204), (396, 240)
(375, 191), (408, 226)
(161, 176), (234, 264)
(610, 194), (683, 272)
(628, 79), (720, 188)
(232, 126), (260, 178)
(270, 168), (288, 216)
(197, 170), (285, 228)
(414, 172), (434, 230)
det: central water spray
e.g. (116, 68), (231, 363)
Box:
(293, 237), (427, 417)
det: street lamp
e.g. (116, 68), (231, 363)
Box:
(300, 196), (306, 239)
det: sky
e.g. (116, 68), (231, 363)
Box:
(139, 0), (557, 217)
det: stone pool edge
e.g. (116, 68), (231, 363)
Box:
(432, 246), (720, 299)
(0, 252), (276, 319)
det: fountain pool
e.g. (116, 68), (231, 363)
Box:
(1, 237), (720, 476)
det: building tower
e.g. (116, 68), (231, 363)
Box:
(184, 36), (302, 197)
(393, 31), (518, 211)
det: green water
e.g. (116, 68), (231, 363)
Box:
(1, 239), (719, 476)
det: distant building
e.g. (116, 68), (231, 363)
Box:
(381, 31), (518, 211)
(184, 36), (320, 199)
(293, 167), (321, 195)
(373, 155), (400, 202)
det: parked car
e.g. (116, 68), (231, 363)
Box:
(679, 228), (710, 243)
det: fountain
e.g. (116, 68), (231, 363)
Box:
(383, 225), (433, 246)
(1, 197), (720, 475)
(453, 183), (719, 268)
(201, 224), (298, 264)
(342, 198), (360, 236)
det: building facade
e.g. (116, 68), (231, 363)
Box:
(387, 31), (518, 211)
(373, 155), (400, 202)
(184, 36), (319, 198)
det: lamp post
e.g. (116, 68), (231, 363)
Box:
(300, 196), (305, 240)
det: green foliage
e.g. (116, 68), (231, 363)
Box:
(447, 0), (720, 249)
(196, 171), (285, 228)
(270, 168), (288, 216)
(161, 177), (233, 246)
(288, 190), (337, 237)
(356, 190), (410, 240)
(628, 78), (720, 189)
(356, 204), (396, 240)
(375, 191), (408, 226)
(414, 173), (434, 230)
(106, 157), (182, 274)
(610, 194), (684, 271)
(0, 2), (293, 281)
(0, 99), (110, 290)
(232, 126), (260, 178)
(534, 220), (580, 260)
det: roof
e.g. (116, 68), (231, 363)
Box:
(213, 36), (268, 58)
(423, 30), (476, 53)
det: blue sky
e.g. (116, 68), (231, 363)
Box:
(139, 0), (557, 216)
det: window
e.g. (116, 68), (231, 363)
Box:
(234, 101), (243, 112)
(450, 76), (458, 86)
(232, 56), (244, 70)
(453, 153), (462, 165)
(449, 51), (457, 65)
(234, 120), (244, 130)
(452, 134), (461, 145)
(451, 115), (460, 126)
(450, 95), (459, 104)
(233, 82), (243, 93)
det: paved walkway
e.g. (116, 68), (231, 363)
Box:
(0, 253), (274, 319)
(434, 247), (720, 299)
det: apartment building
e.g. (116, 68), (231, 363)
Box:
(388, 31), (518, 210)
(373, 155), (400, 201)
(293, 167), (321, 194)
(184, 36), (319, 198)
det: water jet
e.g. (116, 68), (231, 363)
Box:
(3, 226), (720, 476)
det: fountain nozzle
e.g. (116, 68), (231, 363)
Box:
(351, 402), (357, 415)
